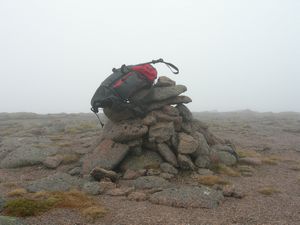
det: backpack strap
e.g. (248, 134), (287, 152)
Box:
(136, 58), (179, 75)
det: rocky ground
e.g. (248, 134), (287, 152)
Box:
(0, 111), (300, 225)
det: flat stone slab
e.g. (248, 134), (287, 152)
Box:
(133, 176), (171, 189)
(149, 186), (224, 208)
(26, 172), (83, 192)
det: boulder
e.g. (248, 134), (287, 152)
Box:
(177, 154), (195, 170)
(210, 148), (237, 166)
(191, 132), (210, 158)
(149, 186), (224, 208)
(82, 139), (129, 173)
(176, 104), (193, 122)
(146, 96), (192, 111)
(148, 122), (175, 143)
(119, 151), (163, 171)
(157, 143), (178, 167)
(90, 167), (118, 182)
(177, 133), (199, 154)
(102, 119), (148, 142)
(0, 146), (58, 169)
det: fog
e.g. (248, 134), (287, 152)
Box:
(0, 0), (299, 113)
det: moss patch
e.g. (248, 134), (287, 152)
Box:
(4, 190), (107, 219)
(258, 187), (281, 196)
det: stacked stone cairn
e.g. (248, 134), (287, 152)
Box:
(82, 76), (238, 181)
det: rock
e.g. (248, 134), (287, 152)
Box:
(160, 162), (178, 175)
(191, 132), (210, 158)
(82, 139), (129, 173)
(142, 114), (157, 126)
(148, 122), (175, 143)
(222, 185), (245, 199)
(162, 105), (179, 117)
(133, 176), (171, 189)
(197, 168), (214, 176)
(0, 216), (24, 225)
(177, 133), (199, 154)
(99, 180), (117, 193)
(129, 146), (143, 156)
(0, 146), (58, 168)
(126, 139), (143, 148)
(106, 187), (134, 196)
(191, 119), (209, 131)
(90, 167), (118, 182)
(43, 155), (64, 169)
(82, 182), (102, 195)
(155, 76), (176, 87)
(119, 151), (163, 171)
(157, 143), (178, 167)
(239, 157), (262, 166)
(177, 154), (195, 170)
(133, 85), (187, 103)
(149, 186), (224, 208)
(146, 168), (161, 176)
(0, 197), (5, 212)
(176, 104), (193, 122)
(103, 107), (135, 122)
(68, 167), (82, 176)
(123, 169), (142, 180)
(210, 148), (237, 166)
(181, 122), (193, 134)
(127, 192), (148, 201)
(160, 172), (175, 180)
(199, 129), (224, 146)
(194, 155), (210, 168)
(102, 119), (148, 142)
(146, 96), (192, 111)
(26, 172), (83, 192)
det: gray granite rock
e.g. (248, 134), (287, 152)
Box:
(90, 167), (118, 182)
(177, 154), (195, 170)
(82, 181), (102, 195)
(82, 139), (129, 173)
(148, 122), (175, 143)
(155, 76), (176, 87)
(26, 172), (83, 192)
(0, 146), (58, 168)
(146, 96), (192, 111)
(210, 148), (237, 166)
(157, 143), (178, 167)
(177, 133), (199, 154)
(132, 85), (187, 103)
(149, 186), (224, 208)
(102, 119), (148, 142)
(0, 197), (5, 212)
(176, 104), (193, 122)
(119, 151), (163, 171)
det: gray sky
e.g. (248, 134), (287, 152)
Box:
(0, 0), (299, 113)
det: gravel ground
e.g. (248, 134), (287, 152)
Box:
(1, 111), (300, 225)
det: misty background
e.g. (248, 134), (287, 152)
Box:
(0, 0), (299, 114)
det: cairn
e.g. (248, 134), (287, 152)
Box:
(82, 76), (238, 179)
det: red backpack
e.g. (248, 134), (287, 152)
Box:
(91, 59), (179, 126)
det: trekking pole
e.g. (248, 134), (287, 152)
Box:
(91, 108), (104, 128)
